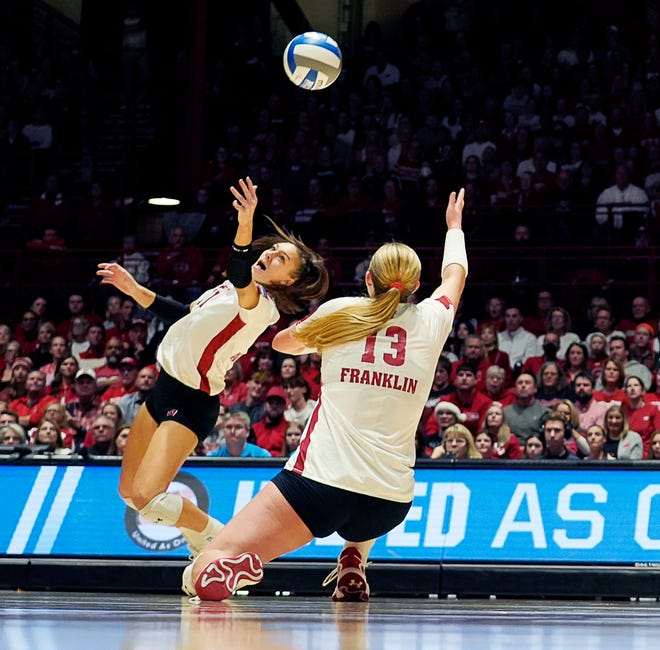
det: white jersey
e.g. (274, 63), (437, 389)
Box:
(285, 294), (455, 502)
(157, 281), (279, 395)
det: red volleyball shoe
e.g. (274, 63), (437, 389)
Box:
(323, 546), (370, 602)
(194, 552), (264, 601)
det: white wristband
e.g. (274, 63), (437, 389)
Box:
(441, 228), (468, 275)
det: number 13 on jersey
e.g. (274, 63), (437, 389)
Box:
(361, 326), (407, 367)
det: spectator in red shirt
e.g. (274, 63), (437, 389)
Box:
(445, 363), (492, 436)
(646, 430), (660, 460)
(38, 335), (69, 386)
(451, 335), (491, 391)
(219, 361), (248, 410)
(593, 358), (627, 403)
(299, 352), (322, 400)
(79, 323), (107, 362)
(94, 337), (127, 392)
(49, 355), (79, 404)
(8, 369), (51, 429)
(478, 324), (512, 386)
(483, 365), (516, 406)
(478, 295), (506, 333)
(251, 385), (290, 456)
(104, 298), (138, 341)
(648, 368), (660, 411)
(41, 400), (77, 449)
(25, 226), (67, 251)
(623, 375), (660, 452)
(102, 357), (139, 402)
(480, 402), (523, 459)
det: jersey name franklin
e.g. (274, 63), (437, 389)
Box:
(339, 367), (418, 394)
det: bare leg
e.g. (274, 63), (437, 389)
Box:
(120, 405), (220, 535)
(118, 404), (157, 500)
(192, 482), (314, 582)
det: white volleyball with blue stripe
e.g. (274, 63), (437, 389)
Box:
(283, 32), (342, 91)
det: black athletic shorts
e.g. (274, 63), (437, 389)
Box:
(145, 369), (219, 441)
(271, 469), (412, 541)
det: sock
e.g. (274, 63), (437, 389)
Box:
(180, 516), (225, 553)
(344, 539), (376, 564)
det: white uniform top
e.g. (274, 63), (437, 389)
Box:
(157, 281), (279, 395)
(285, 294), (455, 503)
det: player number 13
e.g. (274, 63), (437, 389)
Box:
(361, 326), (407, 367)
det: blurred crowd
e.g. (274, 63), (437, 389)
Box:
(2, 1), (660, 462)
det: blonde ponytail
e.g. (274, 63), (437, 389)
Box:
(296, 242), (421, 350)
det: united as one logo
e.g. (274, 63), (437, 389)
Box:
(124, 472), (209, 552)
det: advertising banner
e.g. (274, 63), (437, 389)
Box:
(3, 462), (660, 564)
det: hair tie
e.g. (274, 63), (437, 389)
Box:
(389, 281), (404, 292)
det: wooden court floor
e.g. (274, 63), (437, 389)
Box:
(2, 590), (660, 649)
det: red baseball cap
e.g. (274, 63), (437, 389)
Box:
(265, 385), (288, 402)
(119, 357), (138, 367)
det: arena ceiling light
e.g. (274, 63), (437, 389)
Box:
(147, 197), (180, 206)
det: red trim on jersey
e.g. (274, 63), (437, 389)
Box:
(435, 295), (452, 309)
(292, 395), (322, 474)
(197, 314), (245, 393)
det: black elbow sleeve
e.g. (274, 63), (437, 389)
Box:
(226, 244), (255, 289)
(149, 295), (189, 324)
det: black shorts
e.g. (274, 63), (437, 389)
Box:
(145, 369), (219, 442)
(271, 469), (412, 541)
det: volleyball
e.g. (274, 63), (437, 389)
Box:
(282, 32), (342, 91)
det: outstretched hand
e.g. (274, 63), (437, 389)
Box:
(96, 262), (140, 295)
(446, 187), (465, 230)
(230, 177), (258, 226)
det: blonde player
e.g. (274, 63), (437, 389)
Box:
(184, 188), (467, 601)
(96, 177), (328, 558)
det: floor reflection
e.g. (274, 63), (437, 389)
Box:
(1, 592), (660, 650)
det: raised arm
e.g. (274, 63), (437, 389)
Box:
(430, 188), (468, 308)
(97, 262), (156, 308)
(227, 177), (260, 310)
(96, 263), (189, 323)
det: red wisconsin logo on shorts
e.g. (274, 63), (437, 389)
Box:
(166, 409), (178, 417)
